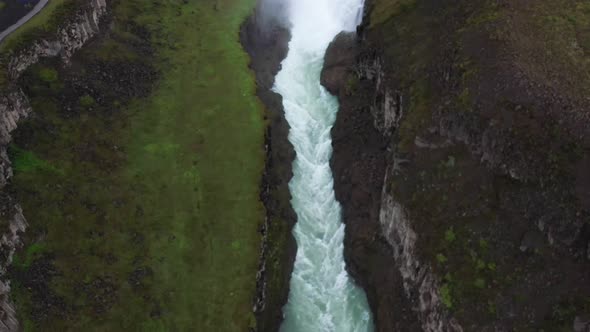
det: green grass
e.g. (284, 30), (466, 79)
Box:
(0, 1), (6, 11)
(10, 0), (265, 331)
(8, 145), (61, 174)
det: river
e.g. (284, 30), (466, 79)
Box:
(273, 0), (374, 331)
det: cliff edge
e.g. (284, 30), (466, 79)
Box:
(0, 1), (108, 330)
(326, 0), (590, 331)
(241, 2), (297, 330)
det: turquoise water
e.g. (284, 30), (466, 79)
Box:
(274, 0), (374, 331)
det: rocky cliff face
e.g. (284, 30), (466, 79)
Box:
(0, 1), (107, 329)
(241, 2), (296, 331)
(323, 31), (423, 332)
(325, 0), (590, 331)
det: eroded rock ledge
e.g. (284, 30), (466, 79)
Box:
(0, 1), (107, 329)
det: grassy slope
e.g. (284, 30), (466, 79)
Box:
(9, 0), (265, 331)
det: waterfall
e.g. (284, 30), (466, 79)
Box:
(273, 0), (374, 331)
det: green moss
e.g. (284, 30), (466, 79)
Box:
(390, 142), (504, 321)
(473, 278), (486, 289)
(436, 253), (448, 264)
(475, 259), (486, 271)
(12, 242), (46, 269)
(445, 228), (457, 243)
(487, 300), (497, 315)
(457, 88), (471, 111)
(478, 239), (488, 250)
(38, 68), (58, 83)
(440, 283), (453, 308)
(434, 226), (502, 318)
(436, 226), (498, 314)
(344, 74), (359, 95)
(397, 81), (432, 152)
(78, 94), (95, 108)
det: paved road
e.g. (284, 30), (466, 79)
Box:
(0, 0), (49, 45)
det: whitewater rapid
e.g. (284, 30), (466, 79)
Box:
(273, 0), (374, 331)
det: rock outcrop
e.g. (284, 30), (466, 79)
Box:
(0, 0), (108, 329)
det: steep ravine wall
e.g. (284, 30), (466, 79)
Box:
(240, 2), (296, 331)
(325, 0), (590, 331)
(323, 31), (455, 331)
(0, 1), (108, 329)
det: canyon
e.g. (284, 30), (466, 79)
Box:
(0, 0), (589, 331)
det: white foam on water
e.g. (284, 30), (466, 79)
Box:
(273, 0), (374, 331)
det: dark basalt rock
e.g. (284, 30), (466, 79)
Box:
(323, 28), (421, 332)
(321, 32), (358, 96)
(240, 2), (296, 331)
